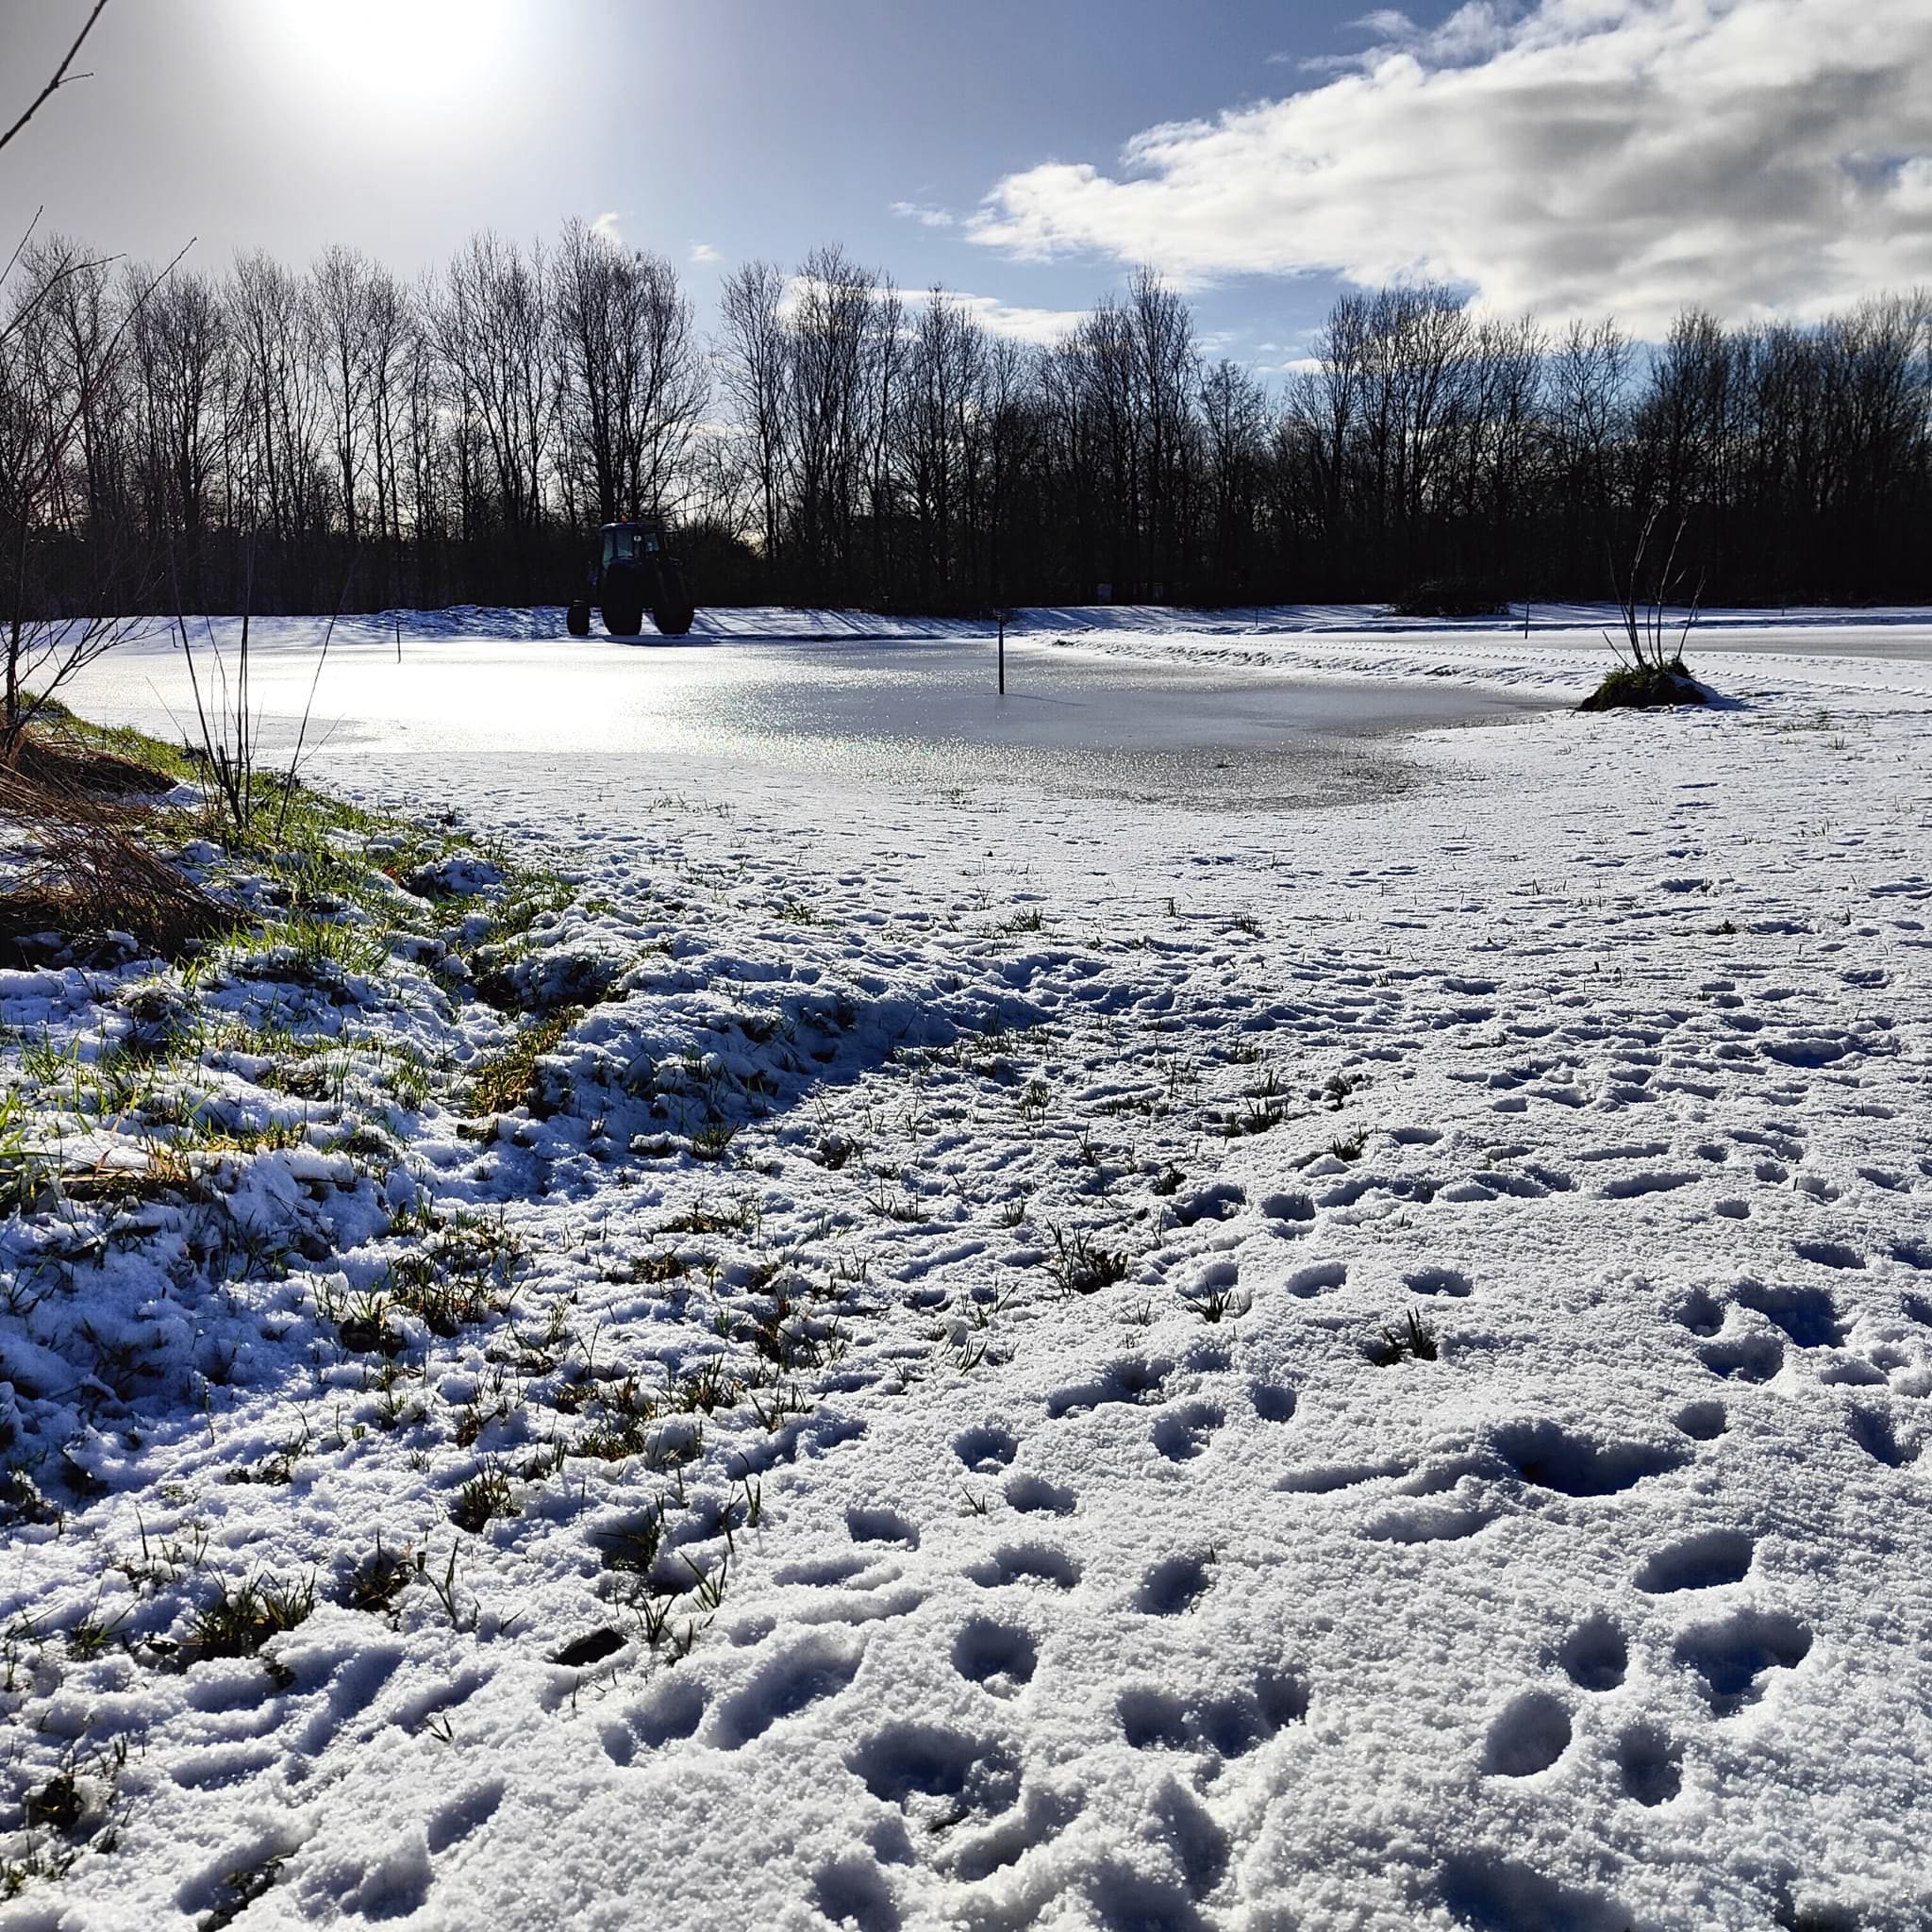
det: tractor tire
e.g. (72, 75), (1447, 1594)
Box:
(565, 600), (591, 637)
(648, 564), (694, 637)
(603, 604), (642, 638)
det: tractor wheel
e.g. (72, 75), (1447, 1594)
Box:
(565, 600), (591, 637)
(603, 604), (642, 638)
(648, 565), (694, 637)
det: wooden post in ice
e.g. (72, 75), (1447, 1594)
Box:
(997, 609), (1007, 695)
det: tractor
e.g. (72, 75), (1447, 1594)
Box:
(565, 520), (695, 639)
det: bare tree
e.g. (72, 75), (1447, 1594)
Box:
(716, 260), (789, 573)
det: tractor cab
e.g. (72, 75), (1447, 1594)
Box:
(599, 523), (662, 574)
(568, 519), (694, 639)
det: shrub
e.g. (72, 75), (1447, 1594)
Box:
(1391, 577), (1508, 619)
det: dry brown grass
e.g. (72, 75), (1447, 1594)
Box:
(0, 734), (225, 964)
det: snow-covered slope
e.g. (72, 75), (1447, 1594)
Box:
(6, 614), (1930, 1930)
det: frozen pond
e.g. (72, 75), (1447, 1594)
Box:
(67, 624), (1554, 808)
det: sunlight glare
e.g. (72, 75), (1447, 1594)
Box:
(253, 0), (517, 109)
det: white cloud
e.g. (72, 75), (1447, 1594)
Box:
(941, 291), (1090, 346)
(690, 242), (721, 263)
(589, 210), (622, 243)
(969, 0), (1932, 335)
(890, 200), (957, 228)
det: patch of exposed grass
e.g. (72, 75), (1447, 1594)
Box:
(468, 1007), (579, 1116)
(183, 1572), (316, 1662)
(1367, 1307), (1439, 1366)
(1047, 1224), (1131, 1296)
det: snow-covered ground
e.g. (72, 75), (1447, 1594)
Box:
(7, 609), (1932, 1930)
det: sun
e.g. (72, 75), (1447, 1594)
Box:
(247, 0), (519, 108)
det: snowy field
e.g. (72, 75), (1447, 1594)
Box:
(8, 608), (1932, 1930)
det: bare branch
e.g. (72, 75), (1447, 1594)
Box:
(0, 0), (110, 159)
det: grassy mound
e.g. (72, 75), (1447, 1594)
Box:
(1578, 660), (1710, 712)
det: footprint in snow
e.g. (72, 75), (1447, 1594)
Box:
(1848, 1406), (1918, 1468)
(1673, 1399), (1727, 1441)
(1482, 1690), (1573, 1776)
(1557, 1614), (1626, 1692)
(1045, 1357), (1170, 1419)
(945, 1786), (1083, 1885)
(1404, 1264), (1472, 1298)
(1614, 1723), (1683, 1807)
(847, 1506), (919, 1548)
(1117, 1671), (1306, 1757)
(813, 1857), (900, 1932)
(1250, 1381), (1297, 1423)
(1151, 1401), (1224, 1462)
(1634, 1528), (1755, 1593)
(1733, 1278), (1846, 1348)
(969, 1543), (1081, 1591)
(712, 1635), (864, 1750)
(954, 1424), (1017, 1473)
(951, 1618), (1037, 1696)
(1004, 1473), (1076, 1515)
(1137, 1553), (1214, 1616)
(1700, 1333), (1785, 1383)
(1673, 1607), (1811, 1715)
(847, 1723), (1022, 1830)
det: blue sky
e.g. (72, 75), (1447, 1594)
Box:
(3, 1), (1928, 367)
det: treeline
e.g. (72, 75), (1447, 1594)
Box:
(3, 220), (1929, 618)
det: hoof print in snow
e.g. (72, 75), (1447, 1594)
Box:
(1614, 1723), (1683, 1807)
(970, 1543), (1081, 1591)
(1700, 1333), (1785, 1382)
(1491, 1420), (1685, 1497)
(1674, 1399), (1727, 1441)
(952, 1618), (1038, 1696)
(1404, 1264), (1472, 1297)
(1674, 1607), (1811, 1715)
(1046, 1357), (1171, 1419)
(1557, 1614), (1627, 1691)
(1482, 1690), (1572, 1776)
(1137, 1553), (1214, 1616)
(955, 1424), (1018, 1473)
(1151, 1401), (1224, 1462)
(847, 1723), (1021, 1829)
(1004, 1473), (1076, 1516)
(847, 1507), (919, 1548)
(713, 1637), (862, 1749)
(1634, 1528), (1755, 1593)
